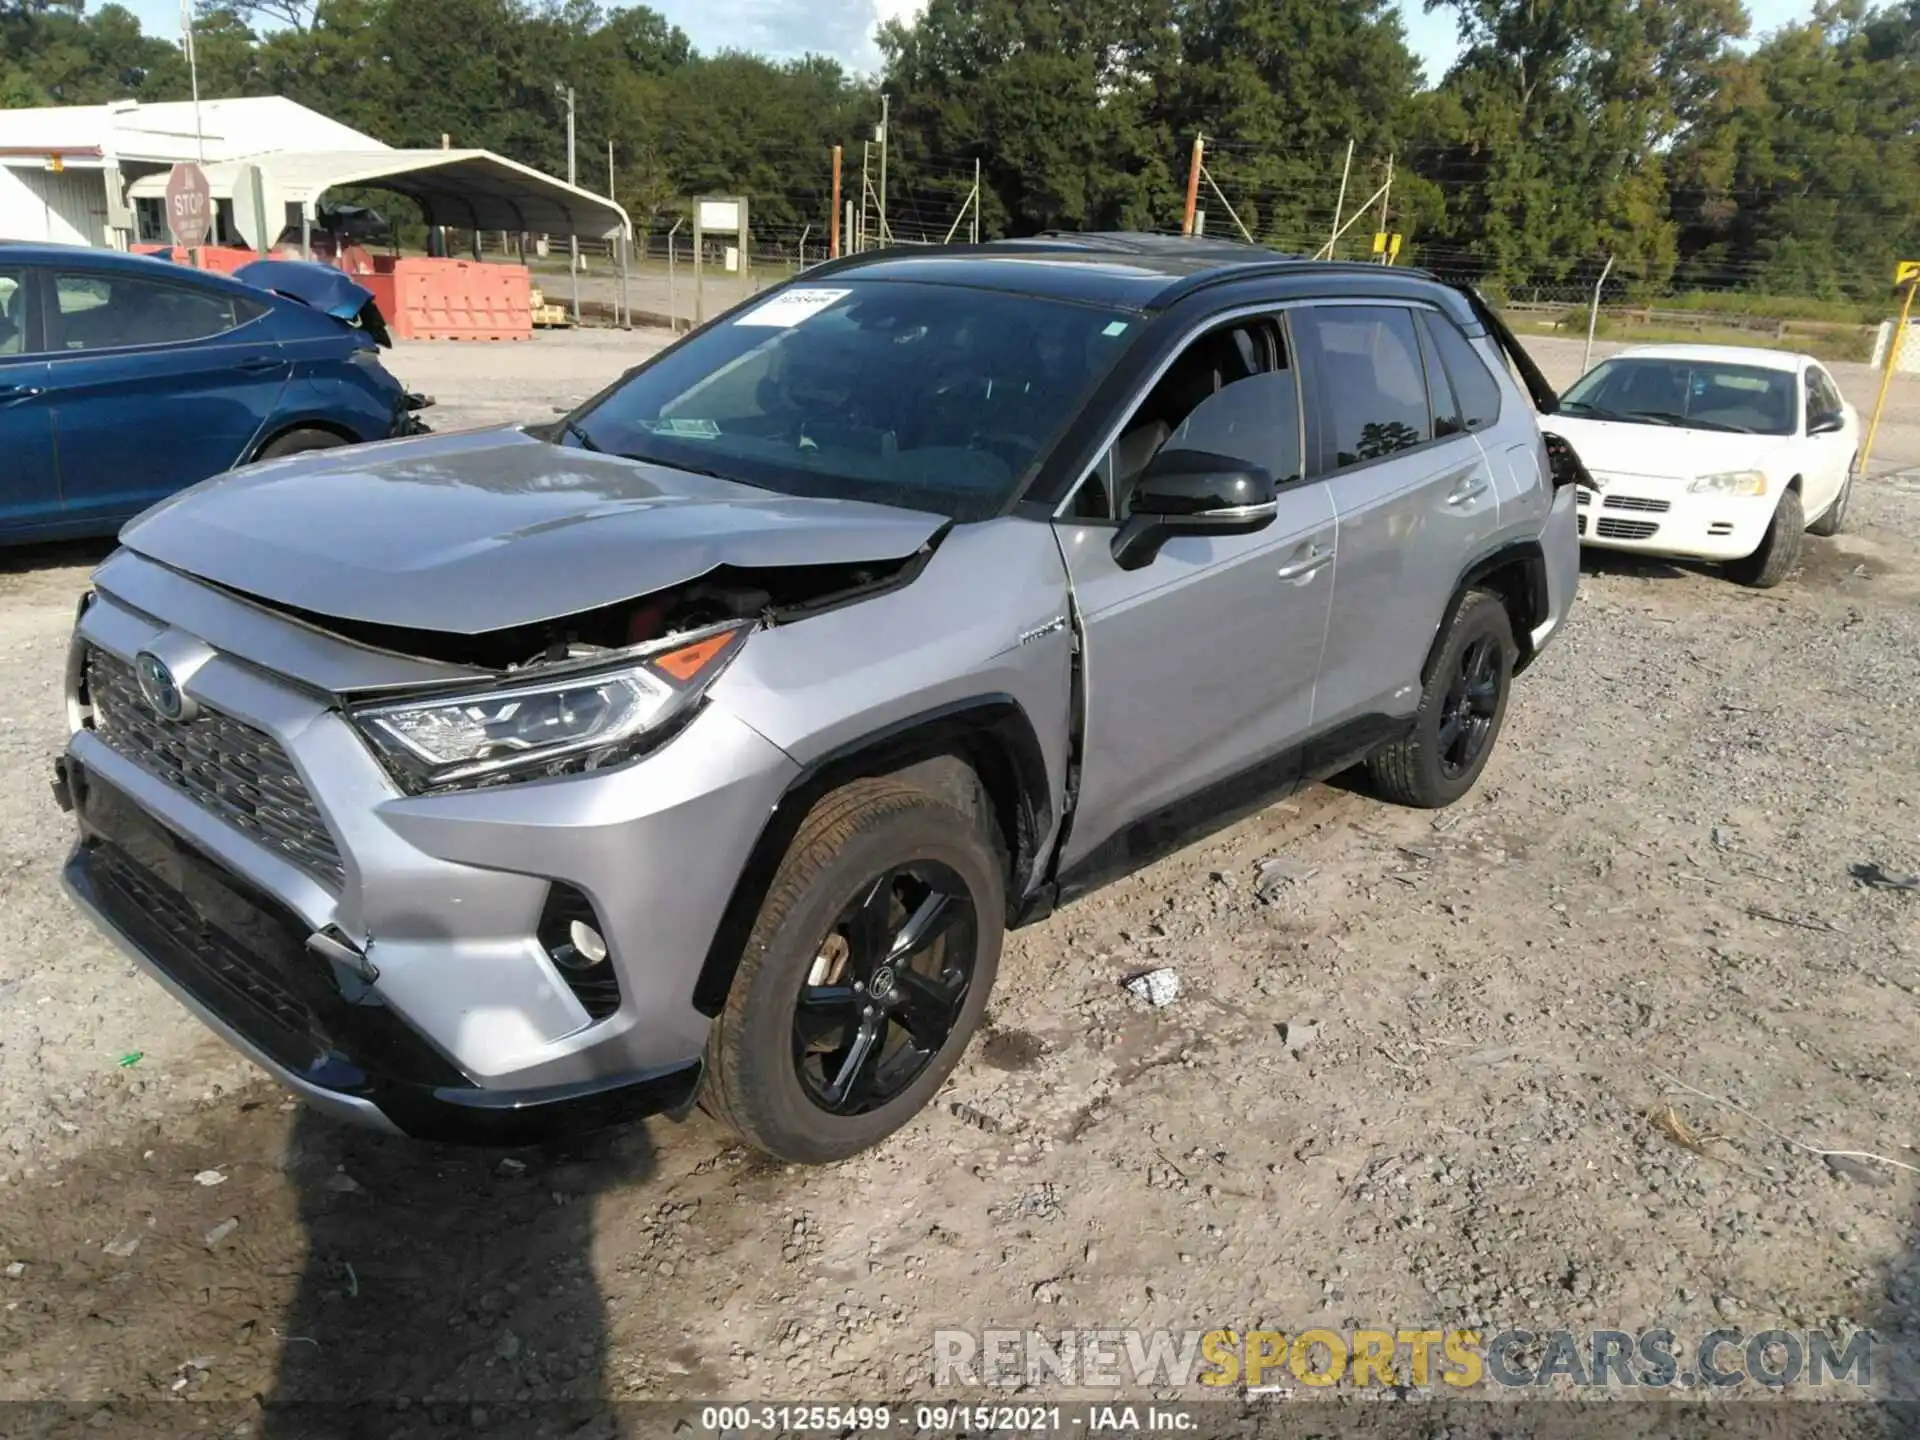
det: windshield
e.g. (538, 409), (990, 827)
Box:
(562, 279), (1139, 521)
(1558, 357), (1796, 436)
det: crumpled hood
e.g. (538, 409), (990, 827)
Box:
(119, 427), (947, 634)
(1544, 416), (1771, 484)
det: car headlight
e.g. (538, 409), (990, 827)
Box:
(351, 626), (748, 792)
(1687, 469), (1768, 496)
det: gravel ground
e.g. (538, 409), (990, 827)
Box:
(0, 330), (1917, 1428)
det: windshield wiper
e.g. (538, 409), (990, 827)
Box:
(616, 450), (737, 483)
(1635, 410), (1750, 433)
(562, 420), (602, 451)
(1557, 400), (1624, 420)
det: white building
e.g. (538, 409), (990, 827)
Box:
(0, 95), (627, 252)
(0, 97), (386, 247)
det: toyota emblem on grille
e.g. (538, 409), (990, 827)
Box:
(134, 651), (193, 722)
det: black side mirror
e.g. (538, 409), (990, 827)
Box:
(1112, 448), (1279, 570)
(1540, 430), (1597, 491)
(1809, 413), (1846, 436)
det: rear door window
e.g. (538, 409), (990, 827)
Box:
(51, 273), (260, 352)
(1295, 305), (1432, 470)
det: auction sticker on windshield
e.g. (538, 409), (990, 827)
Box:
(735, 288), (851, 328)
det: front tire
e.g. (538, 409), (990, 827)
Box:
(699, 776), (1005, 1164)
(1725, 487), (1805, 588)
(1366, 590), (1516, 810)
(256, 427), (350, 462)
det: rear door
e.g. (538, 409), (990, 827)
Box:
(1052, 311), (1337, 874)
(0, 263), (59, 537)
(41, 265), (290, 527)
(1294, 302), (1500, 736)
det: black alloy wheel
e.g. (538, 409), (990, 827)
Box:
(1438, 635), (1503, 779)
(792, 860), (978, 1115)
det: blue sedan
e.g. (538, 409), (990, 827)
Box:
(0, 243), (428, 545)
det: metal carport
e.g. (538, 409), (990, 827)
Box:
(128, 148), (633, 319)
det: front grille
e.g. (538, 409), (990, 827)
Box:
(1596, 517), (1660, 541)
(93, 840), (318, 1041)
(1603, 495), (1672, 514)
(85, 648), (345, 887)
(1577, 514), (1587, 536)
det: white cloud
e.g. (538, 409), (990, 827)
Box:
(654, 0), (926, 73)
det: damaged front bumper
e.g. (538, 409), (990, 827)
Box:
(59, 757), (702, 1142)
(57, 567), (802, 1143)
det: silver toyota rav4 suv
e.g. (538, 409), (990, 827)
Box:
(55, 235), (1583, 1163)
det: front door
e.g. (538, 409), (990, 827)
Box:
(1802, 365), (1854, 516)
(1293, 302), (1500, 735)
(1053, 313), (1337, 876)
(0, 264), (59, 538)
(42, 267), (288, 527)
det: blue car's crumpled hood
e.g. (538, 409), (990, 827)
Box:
(118, 426), (948, 635)
(233, 259), (376, 324)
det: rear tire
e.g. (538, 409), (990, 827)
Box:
(255, 428), (350, 462)
(699, 775), (1005, 1164)
(1725, 487), (1805, 588)
(1807, 465), (1854, 538)
(1367, 590), (1516, 810)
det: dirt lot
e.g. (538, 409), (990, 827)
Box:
(1, 330), (1918, 1431)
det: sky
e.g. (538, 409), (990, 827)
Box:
(117, 0), (1821, 84)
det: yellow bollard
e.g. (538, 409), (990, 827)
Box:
(1861, 275), (1918, 476)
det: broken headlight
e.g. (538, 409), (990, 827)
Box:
(351, 627), (747, 792)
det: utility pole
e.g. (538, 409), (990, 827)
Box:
(607, 139), (615, 201)
(566, 88), (579, 323)
(877, 94), (890, 247)
(972, 157), (981, 244)
(1181, 135), (1204, 236)
(180, 0), (205, 168)
(1376, 153), (1393, 263)
(830, 145), (842, 258)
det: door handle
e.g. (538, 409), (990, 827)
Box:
(0, 384), (44, 402)
(1446, 477), (1491, 506)
(235, 357), (283, 373)
(1276, 543), (1334, 580)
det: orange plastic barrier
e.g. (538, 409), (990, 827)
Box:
(131, 244), (261, 276)
(376, 257), (533, 342)
(129, 248), (535, 342)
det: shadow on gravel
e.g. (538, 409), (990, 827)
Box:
(1576, 548), (1707, 584)
(0, 536), (116, 579)
(262, 1108), (661, 1440)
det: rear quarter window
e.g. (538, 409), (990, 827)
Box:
(1420, 312), (1503, 432)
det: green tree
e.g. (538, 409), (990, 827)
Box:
(1671, 1), (1920, 298)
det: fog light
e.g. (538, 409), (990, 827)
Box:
(567, 920), (608, 966)
(538, 882), (621, 1021)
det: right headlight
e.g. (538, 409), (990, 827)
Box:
(1687, 469), (1768, 496)
(350, 626), (747, 793)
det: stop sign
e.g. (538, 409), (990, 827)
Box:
(165, 162), (213, 249)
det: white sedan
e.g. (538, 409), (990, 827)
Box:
(1547, 344), (1859, 587)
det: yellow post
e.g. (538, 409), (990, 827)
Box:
(1862, 276), (1918, 475)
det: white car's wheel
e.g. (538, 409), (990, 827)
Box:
(1725, 488), (1805, 588)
